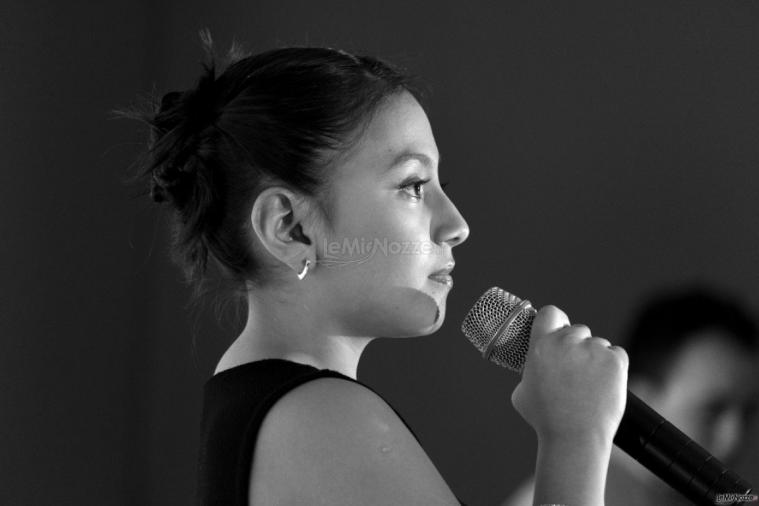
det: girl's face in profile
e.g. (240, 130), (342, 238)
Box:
(314, 91), (469, 339)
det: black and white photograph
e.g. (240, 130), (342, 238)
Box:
(3, 1), (759, 504)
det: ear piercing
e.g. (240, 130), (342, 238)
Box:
(296, 259), (312, 280)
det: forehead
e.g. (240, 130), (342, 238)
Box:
(331, 91), (438, 177)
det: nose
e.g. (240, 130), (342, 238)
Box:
(432, 191), (470, 248)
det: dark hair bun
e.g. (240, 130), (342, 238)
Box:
(146, 91), (185, 203)
(149, 97), (207, 203)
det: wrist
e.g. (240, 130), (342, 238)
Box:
(537, 428), (615, 452)
(533, 434), (613, 506)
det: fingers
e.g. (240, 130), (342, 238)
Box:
(531, 306), (592, 346)
(515, 303), (630, 443)
(608, 344), (629, 369)
(530, 305), (627, 363)
(581, 336), (630, 371)
(530, 305), (570, 342)
(583, 336), (612, 348)
(558, 324), (592, 341)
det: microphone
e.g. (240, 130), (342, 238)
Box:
(461, 287), (755, 506)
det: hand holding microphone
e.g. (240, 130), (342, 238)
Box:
(462, 287), (755, 506)
(510, 305), (628, 445)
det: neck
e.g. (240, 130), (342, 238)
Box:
(217, 283), (373, 380)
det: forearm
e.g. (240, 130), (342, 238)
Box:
(532, 434), (612, 506)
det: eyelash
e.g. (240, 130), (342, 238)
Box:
(400, 179), (451, 200)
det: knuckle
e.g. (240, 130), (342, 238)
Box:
(601, 347), (627, 371)
(584, 338), (598, 348)
(591, 336), (611, 346)
(614, 346), (630, 367)
(569, 324), (592, 337)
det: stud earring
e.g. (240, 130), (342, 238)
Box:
(296, 259), (311, 280)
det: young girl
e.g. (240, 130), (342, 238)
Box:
(123, 35), (628, 506)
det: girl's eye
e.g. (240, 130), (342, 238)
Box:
(400, 178), (430, 200)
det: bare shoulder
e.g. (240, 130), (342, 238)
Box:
(248, 376), (460, 506)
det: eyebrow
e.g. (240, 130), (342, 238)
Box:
(387, 152), (440, 171)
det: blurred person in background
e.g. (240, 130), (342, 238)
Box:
(503, 285), (759, 506)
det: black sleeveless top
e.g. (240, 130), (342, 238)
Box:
(196, 358), (466, 505)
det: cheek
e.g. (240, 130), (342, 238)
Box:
(343, 204), (419, 240)
(318, 217), (442, 336)
(329, 180), (426, 239)
(329, 213), (429, 277)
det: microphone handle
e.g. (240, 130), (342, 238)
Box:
(614, 390), (754, 505)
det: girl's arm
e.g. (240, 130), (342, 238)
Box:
(533, 434), (613, 506)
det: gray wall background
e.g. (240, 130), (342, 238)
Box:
(2, 1), (759, 504)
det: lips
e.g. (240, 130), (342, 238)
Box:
(429, 274), (453, 287)
(429, 262), (455, 287)
(429, 262), (455, 277)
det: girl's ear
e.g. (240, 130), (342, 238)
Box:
(250, 186), (314, 272)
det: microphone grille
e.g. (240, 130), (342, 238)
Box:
(460, 287), (536, 373)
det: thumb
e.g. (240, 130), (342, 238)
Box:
(529, 304), (570, 345)
(512, 305), (569, 416)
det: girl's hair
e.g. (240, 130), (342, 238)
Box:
(118, 30), (424, 316)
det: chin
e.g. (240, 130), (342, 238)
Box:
(413, 302), (447, 336)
